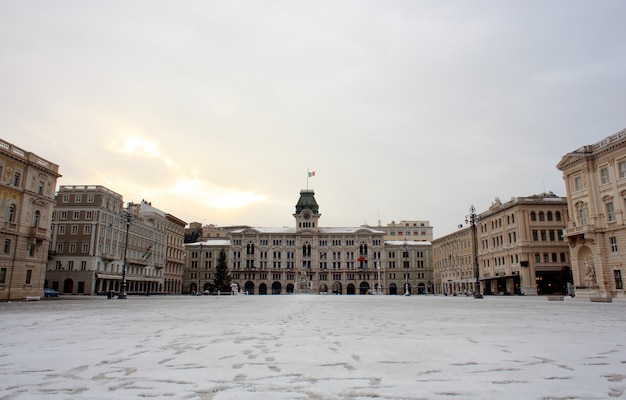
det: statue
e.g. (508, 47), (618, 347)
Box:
(583, 259), (596, 288)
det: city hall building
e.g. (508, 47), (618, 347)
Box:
(185, 189), (433, 295)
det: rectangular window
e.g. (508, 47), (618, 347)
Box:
(75, 194), (82, 202)
(71, 225), (78, 234)
(610, 236), (618, 252)
(87, 194), (94, 203)
(3, 239), (10, 254)
(607, 202), (615, 222)
(38, 181), (44, 195)
(60, 211), (67, 220)
(620, 161), (626, 179)
(82, 243), (89, 253)
(84, 225), (91, 234)
(28, 245), (35, 257)
(62, 194), (70, 203)
(0, 267), (6, 284)
(69, 243), (76, 253)
(601, 168), (610, 184)
(25, 269), (32, 284)
(86, 211), (93, 220)
(56, 243), (64, 252)
(615, 270), (623, 290)
(73, 211), (80, 220)
(574, 176), (582, 192)
(13, 171), (21, 187)
(59, 225), (66, 234)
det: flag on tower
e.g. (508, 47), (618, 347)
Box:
(308, 171), (316, 177)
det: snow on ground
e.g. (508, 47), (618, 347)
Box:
(0, 295), (625, 400)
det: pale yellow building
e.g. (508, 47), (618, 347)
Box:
(557, 128), (626, 299)
(432, 227), (475, 295)
(433, 194), (570, 296)
(0, 139), (61, 301)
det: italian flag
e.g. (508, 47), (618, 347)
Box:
(308, 171), (316, 177)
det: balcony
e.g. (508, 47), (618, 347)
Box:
(29, 226), (48, 240)
(564, 223), (595, 237)
(101, 252), (117, 261)
(2, 222), (17, 232)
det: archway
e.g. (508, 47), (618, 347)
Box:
(286, 283), (295, 294)
(259, 283), (268, 295)
(418, 282), (426, 294)
(389, 283), (398, 295)
(332, 281), (342, 294)
(63, 278), (74, 294)
(319, 283), (328, 294)
(359, 281), (370, 294)
(272, 281), (282, 294)
(347, 284), (356, 295)
(244, 281), (255, 295)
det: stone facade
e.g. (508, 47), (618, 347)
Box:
(557, 128), (626, 299)
(47, 187), (184, 296)
(0, 139), (61, 301)
(165, 214), (187, 294)
(183, 190), (434, 295)
(433, 194), (571, 296)
(432, 227), (476, 295)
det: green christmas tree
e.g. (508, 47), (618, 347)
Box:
(213, 248), (231, 293)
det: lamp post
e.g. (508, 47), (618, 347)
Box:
(403, 241), (410, 296)
(198, 243), (203, 295)
(465, 205), (483, 299)
(118, 203), (133, 299)
(377, 260), (382, 295)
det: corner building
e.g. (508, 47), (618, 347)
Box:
(557, 128), (626, 299)
(0, 139), (61, 300)
(229, 190), (387, 294)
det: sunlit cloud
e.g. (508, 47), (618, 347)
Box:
(171, 179), (267, 209)
(121, 137), (160, 157)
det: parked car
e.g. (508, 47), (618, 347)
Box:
(44, 288), (60, 297)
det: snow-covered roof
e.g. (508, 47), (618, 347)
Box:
(385, 240), (432, 246)
(186, 239), (231, 247)
(230, 227), (385, 235)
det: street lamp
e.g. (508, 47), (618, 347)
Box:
(465, 205), (483, 299)
(118, 202), (134, 299)
(377, 260), (382, 295)
(198, 243), (203, 295)
(403, 241), (410, 296)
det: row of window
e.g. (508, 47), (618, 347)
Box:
(61, 193), (95, 203)
(54, 210), (94, 220)
(0, 267), (32, 285)
(232, 239), (383, 246)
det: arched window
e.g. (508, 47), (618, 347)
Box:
(555, 211), (562, 221)
(539, 212), (545, 221)
(547, 211), (553, 221)
(530, 211), (537, 221)
(33, 210), (40, 227)
(7, 204), (16, 222)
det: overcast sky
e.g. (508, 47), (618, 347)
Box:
(1, 1), (625, 237)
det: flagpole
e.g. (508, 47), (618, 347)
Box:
(306, 169), (309, 190)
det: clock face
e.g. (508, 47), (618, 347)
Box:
(303, 212), (311, 220)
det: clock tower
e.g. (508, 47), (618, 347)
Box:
(294, 189), (320, 232)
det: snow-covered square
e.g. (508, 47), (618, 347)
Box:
(1, 295), (625, 399)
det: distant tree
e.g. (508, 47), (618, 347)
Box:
(213, 249), (231, 293)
